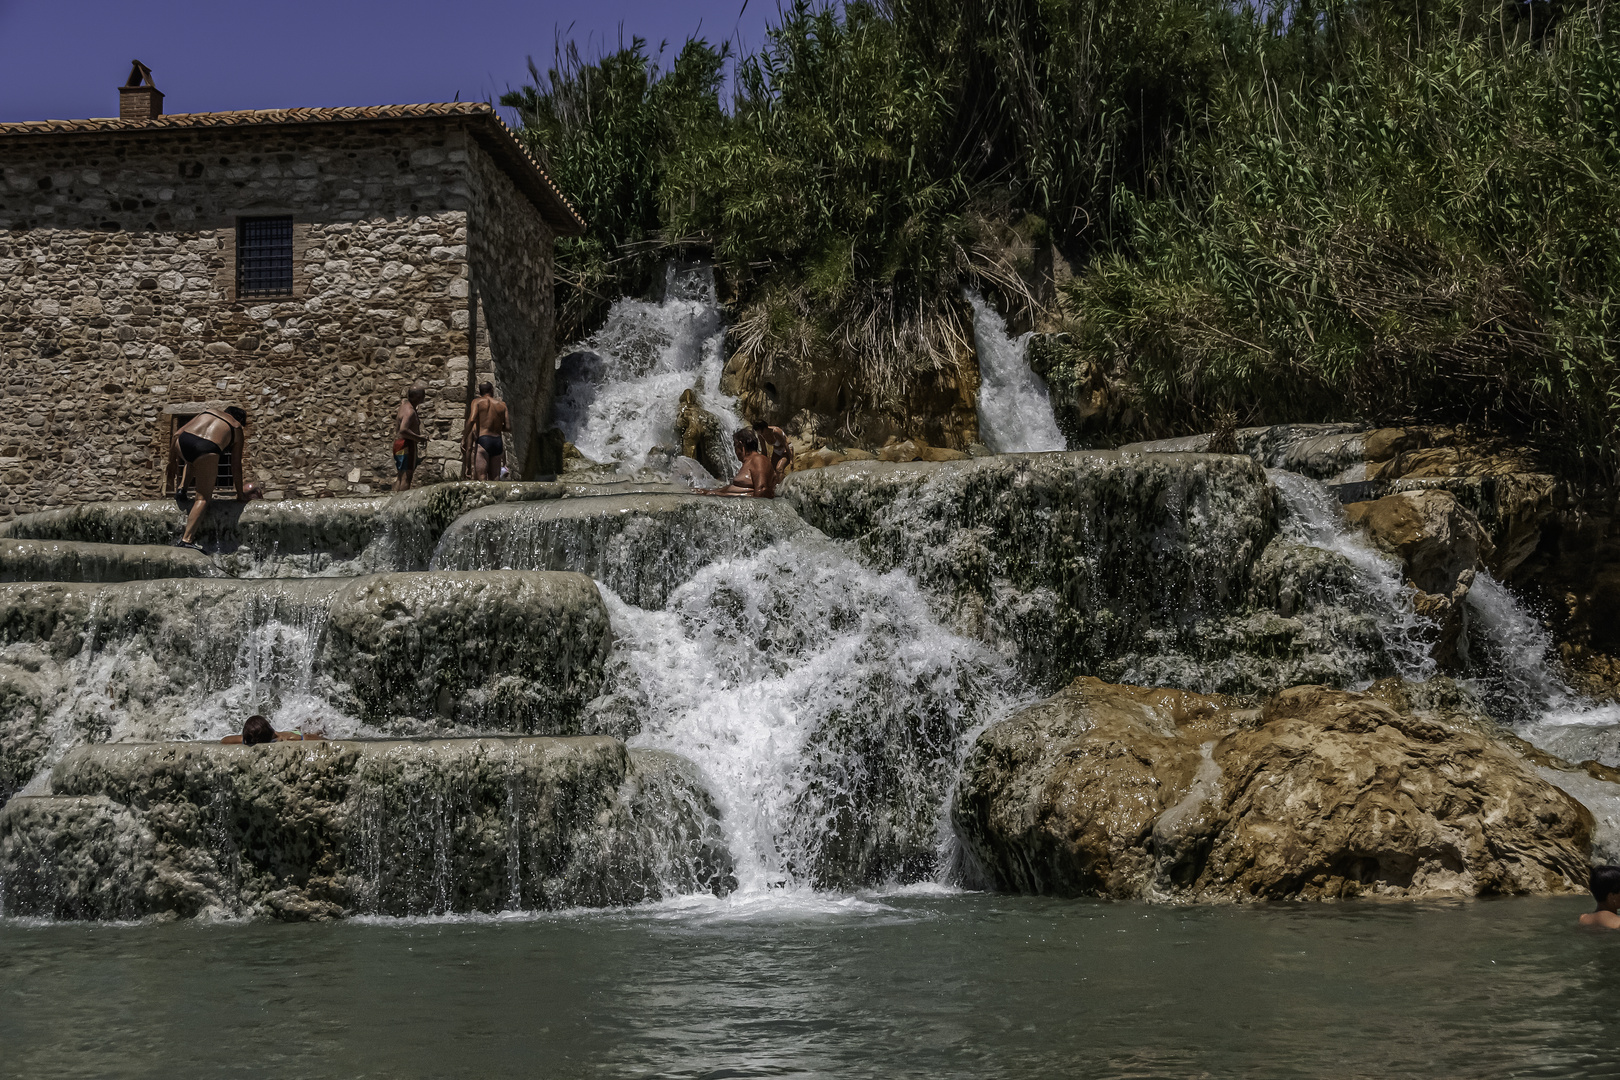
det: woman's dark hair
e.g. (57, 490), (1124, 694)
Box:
(1591, 865), (1620, 903)
(241, 715), (276, 746)
(226, 406), (248, 425)
(734, 428), (760, 452)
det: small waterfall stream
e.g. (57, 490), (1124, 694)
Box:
(1268, 469), (1438, 684)
(967, 291), (1066, 454)
(600, 541), (1024, 893)
(555, 264), (744, 470)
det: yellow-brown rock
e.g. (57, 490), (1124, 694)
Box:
(1344, 489), (1495, 664)
(1344, 489), (1493, 596)
(1363, 427), (1429, 464)
(877, 440), (922, 463)
(954, 677), (1593, 902)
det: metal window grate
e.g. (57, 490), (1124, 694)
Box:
(236, 216), (294, 296)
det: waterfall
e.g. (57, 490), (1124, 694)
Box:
(1463, 573), (1620, 749)
(1268, 470), (1438, 684)
(555, 263), (744, 470)
(599, 538), (1025, 893)
(967, 291), (1066, 454)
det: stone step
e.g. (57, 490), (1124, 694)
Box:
(779, 450), (1282, 691)
(0, 481), (567, 577)
(1, 537), (216, 583)
(433, 492), (814, 608)
(0, 571), (613, 802)
(0, 737), (733, 920)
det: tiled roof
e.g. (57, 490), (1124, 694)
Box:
(0, 102), (585, 235)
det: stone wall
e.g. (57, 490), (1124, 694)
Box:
(0, 117), (561, 520)
(465, 136), (559, 478)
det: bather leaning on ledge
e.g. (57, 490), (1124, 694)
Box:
(219, 715), (327, 745)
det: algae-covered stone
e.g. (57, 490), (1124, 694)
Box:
(0, 482), (569, 578)
(781, 452), (1277, 691)
(433, 493), (812, 608)
(0, 737), (734, 920)
(323, 571), (611, 732)
(0, 497), (385, 570)
(954, 677), (1593, 902)
(0, 662), (55, 804)
(0, 572), (613, 795)
(0, 539), (216, 583)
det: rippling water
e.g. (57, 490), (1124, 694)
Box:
(4, 893), (1617, 1078)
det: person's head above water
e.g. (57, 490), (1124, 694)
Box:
(241, 714), (276, 746)
(734, 428), (760, 454)
(1591, 865), (1620, 907)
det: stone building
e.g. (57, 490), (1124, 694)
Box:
(0, 64), (583, 519)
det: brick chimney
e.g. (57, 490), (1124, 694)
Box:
(119, 60), (163, 120)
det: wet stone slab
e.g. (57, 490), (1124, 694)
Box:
(0, 482), (569, 578)
(0, 538), (218, 583)
(0, 571), (613, 804)
(0, 737), (734, 920)
(780, 451), (1282, 691)
(433, 492), (813, 608)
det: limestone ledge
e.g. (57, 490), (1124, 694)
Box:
(433, 491), (814, 609)
(781, 451), (1282, 692)
(0, 537), (216, 582)
(0, 570), (609, 724)
(0, 481), (568, 576)
(0, 737), (734, 920)
(0, 571), (613, 804)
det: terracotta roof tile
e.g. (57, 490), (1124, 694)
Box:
(0, 102), (585, 235)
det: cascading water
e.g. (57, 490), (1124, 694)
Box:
(1268, 469), (1438, 684)
(596, 538), (1026, 893)
(1450, 573), (1620, 861)
(4, 582), (369, 801)
(1464, 573), (1620, 750)
(555, 263), (744, 470)
(967, 291), (1066, 454)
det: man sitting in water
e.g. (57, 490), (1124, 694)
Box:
(694, 427), (776, 498)
(1580, 865), (1620, 928)
(220, 715), (327, 745)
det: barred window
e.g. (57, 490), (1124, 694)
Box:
(236, 216), (294, 296)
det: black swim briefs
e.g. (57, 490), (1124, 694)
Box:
(177, 430), (224, 464)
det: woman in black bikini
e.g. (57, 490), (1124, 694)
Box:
(173, 405), (253, 550)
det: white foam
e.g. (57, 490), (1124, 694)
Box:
(1268, 469), (1437, 683)
(556, 264), (744, 471)
(601, 537), (1027, 893)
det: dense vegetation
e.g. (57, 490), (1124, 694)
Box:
(504, 0), (1620, 483)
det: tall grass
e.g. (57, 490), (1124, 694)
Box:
(1069, 7), (1620, 482)
(507, 0), (1620, 481)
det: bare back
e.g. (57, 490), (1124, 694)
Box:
(180, 411), (241, 452)
(469, 396), (509, 437)
(732, 450), (777, 498)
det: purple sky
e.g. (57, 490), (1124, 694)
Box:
(0, 0), (775, 124)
